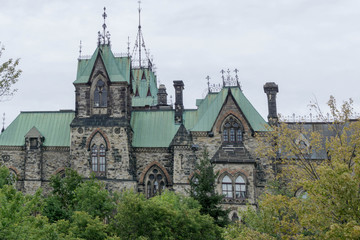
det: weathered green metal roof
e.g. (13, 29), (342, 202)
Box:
(132, 68), (158, 107)
(0, 111), (75, 146)
(74, 45), (130, 84)
(131, 111), (179, 147)
(185, 87), (269, 132)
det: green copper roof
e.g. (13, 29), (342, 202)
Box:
(131, 111), (179, 147)
(74, 45), (130, 84)
(0, 111), (75, 146)
(184, 87), (269, 132)
(132, 68), (158, 107)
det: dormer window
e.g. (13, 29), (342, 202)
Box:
(94, 80), (107, 107)
(30, 138), (38, 149)
(222, 116), (243, 144)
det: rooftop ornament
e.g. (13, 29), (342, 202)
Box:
(97, 7), (111, 46)
(207, 68), (242, 93)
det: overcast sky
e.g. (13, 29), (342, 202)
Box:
(1, 0), (360, 127)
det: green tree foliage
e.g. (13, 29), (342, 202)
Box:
(73, 176), (115, 219)
(189, 149), (230, 227)
(225, 97), (360, 239)
(43, 168), (83, 222)
(0, 42), (21, 100)
(0, 165), (15, 188)
(111, 190), (222, 240)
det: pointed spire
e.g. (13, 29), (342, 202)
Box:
(132, 1), (151, 69)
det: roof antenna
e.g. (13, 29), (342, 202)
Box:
(78, 40), (82, 59)
(1, 113), (5, 133)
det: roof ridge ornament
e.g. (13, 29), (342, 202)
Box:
(1, 113), (5, 133)
(208, 68), (242, 93)
(97, 7), (111, 47)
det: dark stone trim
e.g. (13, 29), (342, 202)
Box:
(70, 116), (130, 127)
(133, 147), (169, 153)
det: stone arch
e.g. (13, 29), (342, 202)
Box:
(86, 129), (111, 150)
(214, 110), (250, 134)
(139, 161), (172, 185)
(217, 168), (249, 183)
(8, 166), (21, 180)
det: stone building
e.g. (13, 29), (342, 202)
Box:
(0, 9), (278, 217)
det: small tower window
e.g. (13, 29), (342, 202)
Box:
(30, 138), (38, 149)
(222, 116), (243, 144)
(94, 80), (107, 107)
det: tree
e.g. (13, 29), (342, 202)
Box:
(189, 149), (230, 227)
(228, 96), (360, 239)
(0, 42), (22, 100)
(110, 190), (222, 240)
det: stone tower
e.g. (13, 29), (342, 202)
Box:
(263, 82), (279, 126)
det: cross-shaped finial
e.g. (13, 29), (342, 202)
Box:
(79, 40), (82, 58)
(206, 75), (211, 93)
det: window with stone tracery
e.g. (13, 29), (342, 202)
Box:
(222, 116), (243, 144)
(145, 166), (167, 198)
(94, 79), (107, 107)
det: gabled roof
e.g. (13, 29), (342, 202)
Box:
(131, 111), (180, 147)
(25, 126), (43, 138)
(131, 68), (158, 107)
(184, 87), (269, 132)
(0, 111), (75, 146)
(74, 45), (130, 84)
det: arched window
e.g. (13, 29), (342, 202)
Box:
(235, 176), (246, 198)
(145, 166), (167, 198)
(222, 116), (243, 144)
(220, 174), (247, 199)
(94, 80), (107, 107)
(222, 175), (233, 198)
(91, 144), (106, 173)
(231, 212), (239, 222)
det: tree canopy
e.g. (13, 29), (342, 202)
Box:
(0, 42), (21, 101)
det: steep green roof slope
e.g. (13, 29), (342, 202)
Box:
(184, 87), (269, 132)
(0, 111), (75, 146)
(131, 111), (179, 147)
(74, 45), (130, 84)
(132, 68), (158, 107)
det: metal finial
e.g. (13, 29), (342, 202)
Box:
(127, 36), (130, 57)
(206, 75), (210, 93)
(79, 40), (82, 59)
(220, 69), (225, 86)
(1, 113), (5, 133)
(97, 7), (111, 46)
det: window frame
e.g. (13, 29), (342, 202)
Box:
(145, 166), (167, 198)
(222, 116), (243, 144)
(91, 144), (106, 174)
(220, 173), (247, 199)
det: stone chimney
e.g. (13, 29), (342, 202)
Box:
(173, 80), (184, 124)
(157, 84), (168, 105)
(263, 82), (279, 126)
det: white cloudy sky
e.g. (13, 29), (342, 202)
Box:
(1, 0), (360, 127)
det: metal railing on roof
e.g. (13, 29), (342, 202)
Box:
(282, 113), (360, 123)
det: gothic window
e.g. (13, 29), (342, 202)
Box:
(91, 144), (106, 173)
(235, 176), (246, 198)
(94, 80), (107, 107)
(221, 174), (247, 199)
(222, 175), (233, 198)
(231, 212), (239, 222)
(145, 166), (167, 198)
(222, 116), (243, 144)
